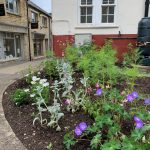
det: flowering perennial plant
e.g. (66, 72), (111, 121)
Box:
(74, 122), (88, 136)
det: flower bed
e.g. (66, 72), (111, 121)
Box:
(2, 42), (150, 150)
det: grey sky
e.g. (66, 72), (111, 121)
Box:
(31, 0), (51, 13)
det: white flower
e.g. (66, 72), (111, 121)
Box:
(32, 76), (40, 82)
(30, 94), (35, 98)
(39, 79), (47, 84)
(31, 81), (36, 85)
(43, 82), (49, 87)
(25, 74), (29, 77)
(24, 89), (29, 92)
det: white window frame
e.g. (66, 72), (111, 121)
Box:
(101, 0), (116, 25)
(6, 0), (19, 14)
(79, 0), (93, 24)
(77, 0), (118, 28)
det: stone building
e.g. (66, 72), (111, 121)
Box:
(0, 0), (28, 62)
(28, 0), (51, 60)
(0, 0), (51, 62)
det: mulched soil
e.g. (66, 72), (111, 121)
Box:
(2, 71), (150, 150)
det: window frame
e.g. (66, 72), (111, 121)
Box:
(6, 0), (19, 15)
(42, 16), (48, 28)
(80, 0), (93, 24)
(31, 11), (38, 23)
(101, 0), (116, 24)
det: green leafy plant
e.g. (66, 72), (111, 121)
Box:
(47, 142), (53, 150)
(77, 40), (121, 86)
(123, 44), (142, 67)
(11, 89), (30, 106)
(30, 76), (64, 131)
(63, 133), (77, 150)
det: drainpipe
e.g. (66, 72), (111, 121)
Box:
(26, 0), (32, 61)
(145, 0), (150, 17)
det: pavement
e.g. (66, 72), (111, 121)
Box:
(0, 60), (44, 150)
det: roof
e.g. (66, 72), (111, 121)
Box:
(28, 0), (51, 17)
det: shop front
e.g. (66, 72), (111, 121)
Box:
(0, 32), (23, 61)
(32, 33), (45, 57)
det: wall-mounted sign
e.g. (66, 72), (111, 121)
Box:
(0, 4), (5, 16)
(31, 23), (38, 29)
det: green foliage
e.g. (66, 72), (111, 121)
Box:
(43, 59), (58, 78)
(90, 134), (101, 149)
(11, 89), (29, 106)
(65, 43), (97, 65)
(122, 65), (139, 91)
(63, 133), (77, 150)
(102, 140), (121, 150)
(77, 40), (121, 85)
(123, 44), (142, 67)
(47, 142), (53, 150)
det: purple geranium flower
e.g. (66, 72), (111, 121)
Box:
(74, 126), (82, 136)
(79, 122), (87, 131)
(65, 99), (71, 105)
(96, 89), (102, 96)
(131, 91), (138, 99)
(126, 94), (134, 102)
(74, 122), (88, 136)
(134, 116), (143, 129)
(144, 98), (150, 104)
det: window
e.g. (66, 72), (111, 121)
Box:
(3, 33), (21, 59)
(31, 12), (38, 23)
(6, 0), (19, 14)
(80, 0), (93, 23)
(42, 16), (47, 27)
(101, 0), (115, 23)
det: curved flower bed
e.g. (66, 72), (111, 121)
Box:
(2, 43), (150, 150)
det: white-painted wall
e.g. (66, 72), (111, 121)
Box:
(52, 0), (145, 35)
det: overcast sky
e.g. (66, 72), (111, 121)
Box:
(31, 0), (51, 13)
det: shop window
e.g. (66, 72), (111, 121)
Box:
(34, 39), (43, 57)
(6, 0), (19, 14)
(3, 33), (21, 59)
(45, 39), (48, 50)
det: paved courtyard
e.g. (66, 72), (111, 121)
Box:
(0, 60), (43, 150)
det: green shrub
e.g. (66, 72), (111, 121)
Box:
(11, 89), (29, 106)
(43, 59), (58, 77)
(77, 40), (121, 86)
(65, 43), (97, 66)
(123, 44), (142, 67)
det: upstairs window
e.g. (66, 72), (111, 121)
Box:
(101, 0), (115, 23)
(6, 0), (19, 14)
(42, 16), (47, 27)
(31, 12), (38, 23)
(80, 0), (93, 23)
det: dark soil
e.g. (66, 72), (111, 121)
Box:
(2, 73), (150, 150)
(2, 78), (93, 150)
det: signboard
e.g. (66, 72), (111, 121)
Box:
(31, 23), (38, 29)
(0, 4), (5, 16)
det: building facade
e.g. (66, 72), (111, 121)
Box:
(28, 1), (51, 60)
(0, 0), (51, 63)
(52, 0), (147, 59)
(0, 0), (28, 62)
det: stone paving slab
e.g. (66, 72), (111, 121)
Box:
(0, 60), (43, 150)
